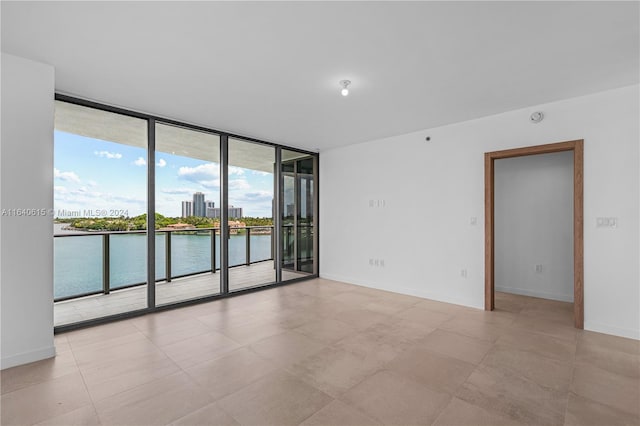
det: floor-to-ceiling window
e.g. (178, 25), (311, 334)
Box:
(227, 138), (276, 291)
(155, 123), (221, 305)
(53, 97), (318, 329)
(53, 101), (148, 326)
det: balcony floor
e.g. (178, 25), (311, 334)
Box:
(54, 261), (307, 327)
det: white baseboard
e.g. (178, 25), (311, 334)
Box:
(584, 321), (640, 340)
(319, 273), (483, 310)
(321, 273), (639, 341)
(1, 345), (56, 370)
(495, 286), (573, 303)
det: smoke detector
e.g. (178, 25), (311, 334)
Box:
(530, 111), (544, 123)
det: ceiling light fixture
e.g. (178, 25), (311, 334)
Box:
(340, 80), (351, 96)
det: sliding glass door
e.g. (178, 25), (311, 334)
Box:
(281, 150), (317, 280)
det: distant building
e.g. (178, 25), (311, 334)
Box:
(229, 206), (243, 219)
(193, 192), (206, 217)
(204, 201), (215, 218)
(181, 201), (192, 218)
(205, 205), (243, 219)
(183, 193), (241, 219)
(285, 203), (295, 217)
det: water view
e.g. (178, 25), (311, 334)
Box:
(54, 228), (273, 299)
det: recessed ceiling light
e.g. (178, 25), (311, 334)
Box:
(340, 80), (351, 97)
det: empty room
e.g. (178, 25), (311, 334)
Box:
(1, 1), (638, 425)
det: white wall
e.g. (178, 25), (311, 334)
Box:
(1, 53), (55, 368)
(494, 152), (574, 302)
(320, 85), (639, 339)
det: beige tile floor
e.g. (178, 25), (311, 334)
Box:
(3, 279), (639, 425)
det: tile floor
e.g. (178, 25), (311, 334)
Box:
(2, 279), (639, 425)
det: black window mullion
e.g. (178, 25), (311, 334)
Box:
(220, 134), (229, 294)
(147, 118), (156, 308)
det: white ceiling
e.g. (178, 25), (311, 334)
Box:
(2, 1), (638, 152)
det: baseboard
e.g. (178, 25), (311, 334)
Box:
(495, 286), (573, 303)
(1, 345), (56, 370)
(319, 273), (484, 310)
(584, 321), (640, 340)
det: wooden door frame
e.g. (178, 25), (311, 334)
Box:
(484, 140), (584, 329)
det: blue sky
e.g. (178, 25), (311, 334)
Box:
(54, 131), (274, 218)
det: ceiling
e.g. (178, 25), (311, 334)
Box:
(2, 1), (639, 152)
(55, 100), (309, 172)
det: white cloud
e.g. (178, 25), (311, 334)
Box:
(252, 170), (271, 177)
(54, 185), (67, 193)
(200, 179), (221, 189)
(94, 150), (123, 159)
(232, 190), (273, 202)
(54, 168), (81, 183)
(245, 190), (273, 200)
(157, 158), (167, 168)
(229, 179), (250, 190)
(161, 187), (195, 195)
(178, 163), (223, 189)
(87, 180), (98, 187)
(178, 163), (219, 181)
(178, 164), (246, 186)
(54, 187), (146, 215)
(133, 157), (147, 166)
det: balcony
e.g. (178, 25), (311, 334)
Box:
(54, 226), (307, 327)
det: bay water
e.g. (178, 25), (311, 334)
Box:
(54, 230), (272, 299)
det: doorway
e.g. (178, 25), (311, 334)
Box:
(485, 140), (584, 328)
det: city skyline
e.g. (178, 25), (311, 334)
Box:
(180, 192), (244, 219)
(54, 130), (275, 218)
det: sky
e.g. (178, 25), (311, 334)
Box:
(54, 131), (275, 218)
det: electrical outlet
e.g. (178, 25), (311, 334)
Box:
(460, 269), (467, 278)
(597, 217), (619, 228)
(470, 217), (477, 226)
(535, 264), (543, 273)
(369, 258), (374, 266)
(380, 259), (385, 267)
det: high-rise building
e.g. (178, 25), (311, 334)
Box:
(204, 201), (216, 218)
(193, 192), (206, 217)
(229, 206), (243, 219)
(203, 205), (243, 219)
(181, 201), (192, 218)
(285, 203), (295, 218)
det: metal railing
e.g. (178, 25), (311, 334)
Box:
(54, 225), (274, 302)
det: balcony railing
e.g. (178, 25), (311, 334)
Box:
(54, 226), (274, 302)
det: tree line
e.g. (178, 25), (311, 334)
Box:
(56, 214), (273, 231)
